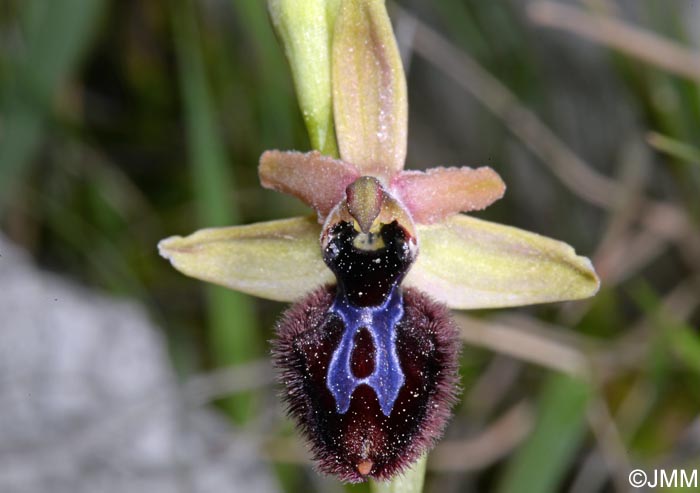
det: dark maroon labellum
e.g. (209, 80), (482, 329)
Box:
(324, 221), (413, 417)
(273, 220), (460, 482)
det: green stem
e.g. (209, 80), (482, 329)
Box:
(370, 456), (427, 493)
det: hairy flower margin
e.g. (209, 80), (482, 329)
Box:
(159, 0), (599, 484)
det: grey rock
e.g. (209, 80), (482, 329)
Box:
(0, 235), (279, 493)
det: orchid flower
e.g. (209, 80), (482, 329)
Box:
(159, 0), (599, 483)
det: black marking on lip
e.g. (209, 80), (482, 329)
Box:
(323, 220), (413, 307)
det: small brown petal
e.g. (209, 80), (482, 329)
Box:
(391, 166), (506, 224)
(259, 150), (360, 220)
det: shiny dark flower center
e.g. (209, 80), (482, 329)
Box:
(323, 221), (413, 306)
(323, 220), (414, 416)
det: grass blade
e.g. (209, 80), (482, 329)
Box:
(647, 132), (700, 167)
(171, 0), (259, 424)
(497, 374), (591, 493)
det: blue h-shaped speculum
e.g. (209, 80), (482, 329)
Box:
(326, 287), (405, 417)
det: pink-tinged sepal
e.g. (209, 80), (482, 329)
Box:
(259, 150), (360, 220)
(391, 166), (506, 224)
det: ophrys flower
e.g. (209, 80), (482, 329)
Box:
(159, 0), (599, 483)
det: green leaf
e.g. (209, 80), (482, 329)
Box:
(159, 216), (334, 302)
(405, 214), (600, 309)
(332, 0), (408, 178)
(497, 374), (591, 493)
(268, 0), (341, 156)
(647, 132), (700, 167)
(631, 282), (700, 378)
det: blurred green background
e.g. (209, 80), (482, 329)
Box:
(1, 0), (699, 492)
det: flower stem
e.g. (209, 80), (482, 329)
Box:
(369, 455), (427, 493)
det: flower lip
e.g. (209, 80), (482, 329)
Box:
(321, 182), (420, 420)
(273, 285), (461, 483)
(327, 286), (405, 416)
